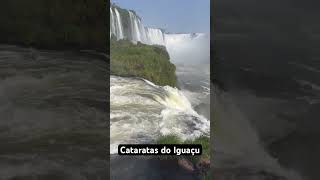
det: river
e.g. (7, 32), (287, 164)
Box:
(110, 33), (210, 179)
(0, 45), (108, 180)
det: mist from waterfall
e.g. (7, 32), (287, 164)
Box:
(109, 5), (211, 154)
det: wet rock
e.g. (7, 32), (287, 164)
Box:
(178, 158), (195, 172)
(196, 158), (210, 176)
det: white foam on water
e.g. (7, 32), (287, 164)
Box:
(110, 76), (209, 154)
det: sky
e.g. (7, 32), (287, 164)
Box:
(111, 0), (210, 33)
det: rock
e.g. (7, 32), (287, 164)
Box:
(196, 158), (210, 175)
(177, 157), (211, 176)
(178, 158), (195, 172)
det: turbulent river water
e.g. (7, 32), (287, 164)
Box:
(110, 33), (210, 179)
(110, 76), (209, 154)
(0, 45), (108, 180)
(110, 33), (210, 154)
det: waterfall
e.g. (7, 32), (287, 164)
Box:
(110, 6), (203, 47)
(146, 28), (166, 46)
(110, 5), (165, 46)
(114, 8), (124, 39)
(129, 11), (142, 42)
(128, 10), (155, 44)
(110, 7), (124, 39)
(110, 8), (115, 38)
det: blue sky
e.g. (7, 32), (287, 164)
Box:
(111, 0), (210, 33)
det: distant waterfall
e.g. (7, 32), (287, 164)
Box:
(110, 8), (115, 38)
(128, 11), (142, 42)
(110, 6), (205, 48)
(114, 8), (124, 39)
(146, 28), (166, 46)
(110, 7), (124, 39)
(110, 6), (166, 46)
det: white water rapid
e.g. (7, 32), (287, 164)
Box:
(110, 76), (209, 154)
(109, 5), (210, 156)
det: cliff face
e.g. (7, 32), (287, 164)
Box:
(0, 0), (108, 52)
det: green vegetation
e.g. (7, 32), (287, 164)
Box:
(157, 134), (182, 145)
(156, 134), (210, 163)
(0, 0), (107, 51)
(156, 134), (210, 178)
(185, 136), (210, 163)
(110, 37), (177, 86)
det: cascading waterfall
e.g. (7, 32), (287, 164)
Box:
(109, 4), (306, 180)
(110, 8), (115, 38)
(114, 8), (124, 39)
(146, 28), (166, 46)
(110, 6), (205, 47)
(110, 5), (210, 156)
(110, 6), (166, 46)
(109, 6), (211, 154)
(128, 11), (142, 42)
